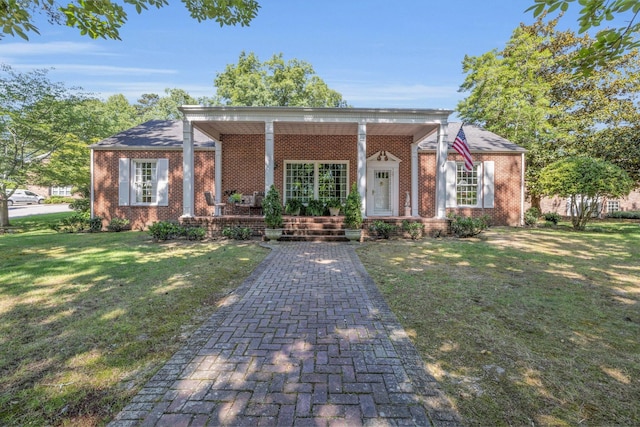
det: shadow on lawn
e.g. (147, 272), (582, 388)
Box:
(0, 230), (264, 425)
(358, 226), (640, 426)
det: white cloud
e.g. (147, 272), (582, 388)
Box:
(332, 81), (461, 108)
(8, 63), (178, 76)
(0, 41), (107, 56)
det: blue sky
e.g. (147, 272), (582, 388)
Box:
(0, 1), (576, 112)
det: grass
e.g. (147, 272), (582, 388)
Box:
(358, 221), (640, 426)
(0, 213), (269, 426)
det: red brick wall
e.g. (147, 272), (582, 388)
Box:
(92, 149), (214, 230)
(419, 151), (524, 226)
(219, 134), (265, 197)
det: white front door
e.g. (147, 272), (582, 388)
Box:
(373, 170), (392, 215)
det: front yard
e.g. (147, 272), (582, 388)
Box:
(1, 214), (638, 426)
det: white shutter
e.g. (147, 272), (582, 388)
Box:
(446, 161), (457, 208)
(118, 158), (130, 206)
(483, 161), (495, 208)
(156, 159), (169, 206)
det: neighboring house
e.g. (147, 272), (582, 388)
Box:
(539, 191), (640, 217)
(90, 107), (526, 232)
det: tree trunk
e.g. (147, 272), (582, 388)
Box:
(0, 200), (9, 227)
(529, 194), (541, 211)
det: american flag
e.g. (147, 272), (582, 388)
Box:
(452, 125), (473, 171)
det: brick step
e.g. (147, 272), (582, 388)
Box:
(284, 229), (345, 236)
(279, 234), (349, 242)
(283, 223), (344, 230)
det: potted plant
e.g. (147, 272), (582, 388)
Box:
(307, 199), (324, 216)
(343, 183), (363, 241)
(326, 198), (342, 216)
(228, 192), (242, 204)
(285, 198), (303, 216)
(262, 185), (283, 241)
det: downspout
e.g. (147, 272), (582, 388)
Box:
(90, 148), (94, 219)
(520, 152), (525, 226)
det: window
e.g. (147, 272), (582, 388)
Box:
(607, 200), (620, 213)
(51, 186), (73, 196)
(134, 161), (157, 203)
(285, 161), (348, 203)
(118, 158), (168, 206)
(456, 163), (478, 206)
(446, 161), (494, 208)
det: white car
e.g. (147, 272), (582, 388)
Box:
(6, 189), (46, 205)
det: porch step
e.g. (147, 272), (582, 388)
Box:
(279, 216), (349, 242)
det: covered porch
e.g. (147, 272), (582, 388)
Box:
(178, 106), (453, 222)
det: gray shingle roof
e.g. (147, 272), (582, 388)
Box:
(419, 122), (526, 153)
(91, 120), (215, 149)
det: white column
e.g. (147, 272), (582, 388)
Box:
(435, 121), (448, 218)
(357, 122), (367, 217)
(411, 142), (419, 217)
(215, 141), (222, 204)
(181, 119), (194, 217)
(265, 121), (274, 192)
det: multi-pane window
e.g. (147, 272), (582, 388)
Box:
(51, 186), (72, 196)
(285, 162), (348, 203)
(607, 200), (620, 213)
(133, 161), (157, 204)
(456, 163), (478, 206)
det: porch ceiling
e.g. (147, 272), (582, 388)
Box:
(193, 120), (439, 142)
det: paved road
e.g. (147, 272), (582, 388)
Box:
(109, 242), (461, 427)
(8, 203), (73, 218)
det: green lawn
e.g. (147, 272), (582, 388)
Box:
(0, 214), (269, 426)
(358, 222), (640, 426)
(2, 215), (638, 426)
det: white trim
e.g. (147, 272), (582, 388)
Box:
(265, 121), (274, 191)
(410, 142), (419, 217)
(90, 148), (94, 218)
(520, 152), (525, 226)
(182, 119), (194, 217)
(435, 122), (448, 218)
(215, 142), (222, 204)
(357, 122), (367, 217)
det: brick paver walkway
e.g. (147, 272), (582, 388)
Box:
(109, 242), (461, 427)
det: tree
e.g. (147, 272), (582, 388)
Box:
(457, 18), (640, 208)
(135, 88), (198, 121)
(1, 0), (260, 41)
(539, 156), (634, 229)
(0, 65), (87, 226)
(528, 0), (640, 71)
(34, 135), (90, 197)
(214, 52), (348, 107)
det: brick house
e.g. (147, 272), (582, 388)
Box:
(90, 107), (526, 235)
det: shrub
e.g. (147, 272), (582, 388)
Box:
(69, 198), (90, 213)
(448, 213), (490, 238)
(402, 220), (424, 240)
(185, 226), (206, 241)
(369, 220), (396, 239)
(285, 198), (303, 215)
(89, 216), (103, 232)
(222, 226), (252, 240)
(148, 221), (182, 241)
(524, 207), (541, 226)
(45, 196), (75, 204)
(607, 210), (640, 219)
(263, 185), (283, 229)
(344, 183), (363, 229)
(543, 212), (561, 225)
(51, 212), (91, 233)
(107, 217), (130, 232)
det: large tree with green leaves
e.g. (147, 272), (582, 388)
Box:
(0, 65), (87, 226)
(135, 88), (199, 121)
(214, 51), (348, 107)
(457, 18), (640, 207)
(1, 0), (260, 41)
(528, 0), (640, 71)
(539, 156), (634, 229)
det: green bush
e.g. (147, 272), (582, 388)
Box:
(148, 221), (182, 241)
(89, 216), (103, 232)
(285, 198), (303, 215)
(402, 220), (424, 240)
(607, 210), (640, 219)
(369, 220), (396, 239)
(69, 198), (90, 213)
(543, 212), (561, 225)
(107, 217), (130, 232)
(344, 183), (363, 229)
(222, 226), (252, 240)
(524, 207), (541, 226)
(185, 226), (206, 241)
(51, 212), (91, 233)
(448, 213), (490, 238)
(45, 196), (74, 204)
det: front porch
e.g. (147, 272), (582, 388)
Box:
(180, 215), (451, 241)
